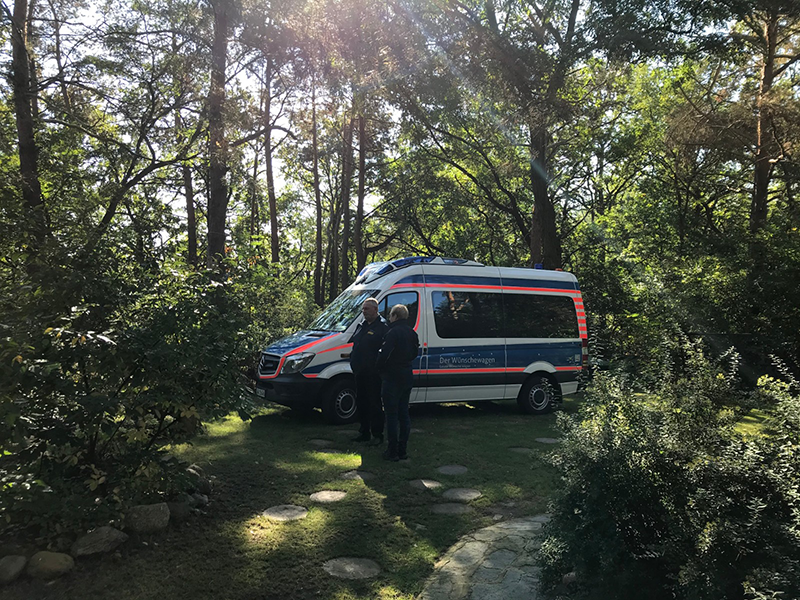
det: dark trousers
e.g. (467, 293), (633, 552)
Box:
(355, 370), (384, 437)
(382, 379), (411, 447)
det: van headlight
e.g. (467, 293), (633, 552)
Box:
(282, 352), (316, 374)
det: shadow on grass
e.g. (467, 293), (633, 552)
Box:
(4, 400), (573, 600)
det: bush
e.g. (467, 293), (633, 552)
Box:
(540, 337), (800, 600)
(0, 245), (302, 542)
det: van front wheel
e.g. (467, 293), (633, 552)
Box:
(517, 375), (557, 415)
(322, 378), (358, 424)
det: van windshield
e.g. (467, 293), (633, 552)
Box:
(308, 288), (379, 332)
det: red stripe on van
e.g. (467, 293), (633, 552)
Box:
(555, 366), (582, 371)
(426, 368), (507, 374)
(391, 283), (580, 295)
(317, 343), (353, 355)
(258, 335), (336, 380)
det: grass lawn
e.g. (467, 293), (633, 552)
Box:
(5, 398), (575, 600)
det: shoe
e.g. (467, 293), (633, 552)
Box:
(368, 434), (384, 446)
(352, 433), (370, 443)
(382, 448), (399, 462)
(398, 442), (408, 460)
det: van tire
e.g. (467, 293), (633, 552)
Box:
(517, 375), (558, 415)
(322, 378), (358, 424)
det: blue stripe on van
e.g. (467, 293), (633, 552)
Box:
(505, 342), (581, 369)
(394, 275), (426, 285)
(394, 274), (578, 291)
(500, 277), (578, 291)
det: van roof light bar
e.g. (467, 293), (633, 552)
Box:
(355, 256), (484, 284)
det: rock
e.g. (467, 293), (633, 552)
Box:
(262, 505), (308, 521)
(339, 470), (374, 481)
(310, 491), (347, 503)
(436, 464), (468, 475)
(187, 464), (205, 478)
(534, 437), (560, 444)
(0, 555), (27, 585)
(442, 488), (483, 502)
(71, 526), (129, 557)
(189, 493), (209, 508)
(430, 503), (473, 515)
(308, 438), (334, 447)
(195, 477), (213, 496)
(322, 557), (381, 579)
(26, 551), (74, 580)
(125, 503), (170, 533)
(562, 571), (577, 585)
(167, 500), (192, 522)
(409, 479), (443, 490)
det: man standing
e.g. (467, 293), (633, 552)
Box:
(348, 298), (388, 444)
(376, 304), (420, 461)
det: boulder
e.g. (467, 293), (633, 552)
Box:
(167, 500), (192, 522)
(0, 555), (27, 585)
(125, 503), (170, 533)
(26, 551), (74, 580)
(71, 526), (128, 557)
(189, 492), (209, 508)
(195, 477), (213, 496)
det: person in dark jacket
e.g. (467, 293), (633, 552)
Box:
(376, 304), (420, 461)
(347, 298), (388, 444)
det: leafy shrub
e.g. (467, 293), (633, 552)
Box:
(0, 243), (310, 542)
(540, 337), (800, 600)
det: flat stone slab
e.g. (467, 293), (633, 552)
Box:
(316, 448), (345, 454)
(262, 505), (308, 521)
(322, 557), (381, 579)
(410, 478), (443, 490)
(437, 464), (468, 475)
(431, 503), (474, 515)
(310, 491), (347, 503)
(418, 515), (549, 600)
(308, 438), (334, 447)
(534, 437), (560, 444)
(410, 428), (424, 433)
(508, 447), (535, 455)
(442, 488), (482, 502)
(335, 429), (360, 436)
(340, 470), (375, 481)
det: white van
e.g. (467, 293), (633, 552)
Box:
(255, 257), (588, 423)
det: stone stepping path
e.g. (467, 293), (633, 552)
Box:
(410, 479), (443, 491)
(334, 429), (360, 436)
(437, 465), (468, 475)
(310, 491), (346, 503)
(322, 557), (381, 579)
(508, 447), (535, 455)
(340, 470), (375, 481)
(308, 438), (334, 447)
(417, 515), (550, 600)
(410, 428), (424, 433)
(262, 505), (308, 521)
(431, 503), (473, 515)
(442, 488), (482, 502)
(534, 437), (560, 444)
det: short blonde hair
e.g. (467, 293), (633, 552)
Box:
(363, 297), (379, 308)
(390, 304), (409, 320)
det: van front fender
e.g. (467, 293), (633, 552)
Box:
(313, 361), (353, 381)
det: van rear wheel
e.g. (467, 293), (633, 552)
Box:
(517, 375), (557, 415)
(322, 378), (358, 424)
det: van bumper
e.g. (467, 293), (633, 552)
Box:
(255, 375), (325, 410)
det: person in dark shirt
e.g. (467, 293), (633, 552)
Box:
(347, 298), (388, 444)
(376, 304), (420, 461)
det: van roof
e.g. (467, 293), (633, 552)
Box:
(355, 256), (576, 286)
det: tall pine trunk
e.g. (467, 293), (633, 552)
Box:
(312, 80), (324, 305)
(12, 0), (46, 243)
(355, 115), (367, 273)
(264, 59), (279, 263)
(340, 117), (354, 290)
(207, 0), (229, 268)
(529, 127), (561, 268)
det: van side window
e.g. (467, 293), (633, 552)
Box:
(379, 291), (419, 327)
(504, 294), (577, 338)
(432, 291), (502, 338)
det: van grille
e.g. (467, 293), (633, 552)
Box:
(258, 353), (281, 376)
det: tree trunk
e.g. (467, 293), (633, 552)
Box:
(174, 106), (198, 267)
(529, 128), (561, 268)
(340, 117), (354, 290)
(264, 59), (279, 263)
(312, 79), (324, 305)
(11, 0), (46, 243)
(250, 141), (259, 240)
(207, 0), (229, 268)
(355, 115), (367, 272)
(751, 13), (778, 237)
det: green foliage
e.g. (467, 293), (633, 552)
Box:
(0, 237), (313, 541)
(540, 338), (800, 599)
